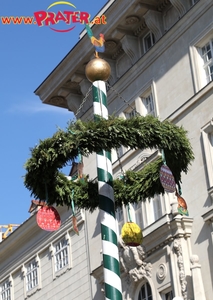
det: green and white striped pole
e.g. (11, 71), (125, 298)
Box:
(85, 58), (122, 300)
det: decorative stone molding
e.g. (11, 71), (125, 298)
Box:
(158, 0), (170, 12)
(71, 72), (85, 84)
(125, 15), (140, 26)
(174, 240), (187, 300)
(156, 263), (167, 281)
(57, 88), (71, 98)
(134, 21), (147, 36)
(119, 237), (152, 283)
(120, 35), (139, 64)
(170, 192), (179, 216)
(190, 255), (207, 300)
(202, 208), (213, 224)
(105, 40), (117, 51)
(112, 46), (124, 60)
(48, 96), (67, 108)
(66, 93), (82, 114)
(79, 79), (92, 97)
(170, 0), (187, 17)
(143, 10), (164, 41)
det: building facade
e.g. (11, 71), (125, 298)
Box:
(1, 0), (213, 299)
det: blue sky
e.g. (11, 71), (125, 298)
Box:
(0, 0), (107, 227)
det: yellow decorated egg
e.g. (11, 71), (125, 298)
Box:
(121, 222), (143, 246)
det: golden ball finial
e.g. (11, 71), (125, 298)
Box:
(85, 58), (111, 82)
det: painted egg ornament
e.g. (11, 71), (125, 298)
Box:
(160, 165), (176, 193)
(37, 206), (61, 231)
(121, 222), (143, 246)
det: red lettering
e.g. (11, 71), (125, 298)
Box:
(1, 17), (11, 24)
(44, 12), (56, 26)
(11, 17), (22, 24)
(63, 11), (74, 24)
(101, 15), (107, 24)
(23, 17), (34, 24)
(55, 11), (67, 23)
(34, 11), (47, 26)
(80, 12), (90, 24)
(72, 11), (80, 23)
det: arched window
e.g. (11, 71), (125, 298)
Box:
(138, 282), (152, 300)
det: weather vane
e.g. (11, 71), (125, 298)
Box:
(85, 24), (105, 58)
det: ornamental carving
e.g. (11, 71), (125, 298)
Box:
(49, 96), (66, 107)
(105, 40), (117, 50)
(156, 263), (167, 281)
(125, 16), (140, 25)
(174, 240), (187, 300)
(119, 237), (152, 282)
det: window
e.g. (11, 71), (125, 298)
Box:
(200, 40), (213, 83)
(22, 256), (40, 297)
(133, 202), (144, 227)
(132, 195), (166, 228)
(143, 32), (155, 52)
(201, 120), (213, 198)
(125, 106), (137, 119)
(142, 93), (155, 116)
(138, 282), (152, 300)
(190, 25), (213, 91)
(0, 280), (11, 300)
(54, 237), (69, 272)
(26, 259), (38, 292)
(161, 289), (173, 300)
(136, 86), (157, 117)
(50, 234), (72, 279)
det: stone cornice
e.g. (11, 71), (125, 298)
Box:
(143, 214), (193, 254)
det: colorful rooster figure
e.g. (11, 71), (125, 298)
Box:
(85, 24), (105, 58)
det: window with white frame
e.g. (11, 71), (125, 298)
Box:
(0, 279), (11, 300)
(200, 39), (213, 84)
(26, 259), (38, 292)
(190, 25), (213, 91)
(143, 32), (155, 53)
(138, 282), (153, 300)
(54, 237), (69, 272)
(163, 290), (173, 300)
(142, 93), (155, 116)
(132, 194), (166, 228)
(160, 288), (174, 300)
(125, 105), (137, 119)
(201, 120), (213, 198)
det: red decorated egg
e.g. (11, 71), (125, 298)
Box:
(160, 165), (176, 193)
(36, 206), (61, 231)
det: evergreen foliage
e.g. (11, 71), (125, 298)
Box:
(24, 115), (194, 211)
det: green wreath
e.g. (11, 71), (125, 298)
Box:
(24, 115), (194, 211)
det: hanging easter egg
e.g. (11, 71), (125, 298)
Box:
(176, 192), (189, 216)
(121, 222), (143, 246)
(160, 165), (176, 193)
(37, 206), (61, 231)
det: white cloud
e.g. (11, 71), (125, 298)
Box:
(6, 100), (74, 116)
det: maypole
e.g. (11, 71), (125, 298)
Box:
(85, 58), (122, 299)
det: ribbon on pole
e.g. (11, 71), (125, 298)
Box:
(92, 80), (122, 300)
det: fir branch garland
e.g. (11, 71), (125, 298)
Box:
(24, 115), (194, 210)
